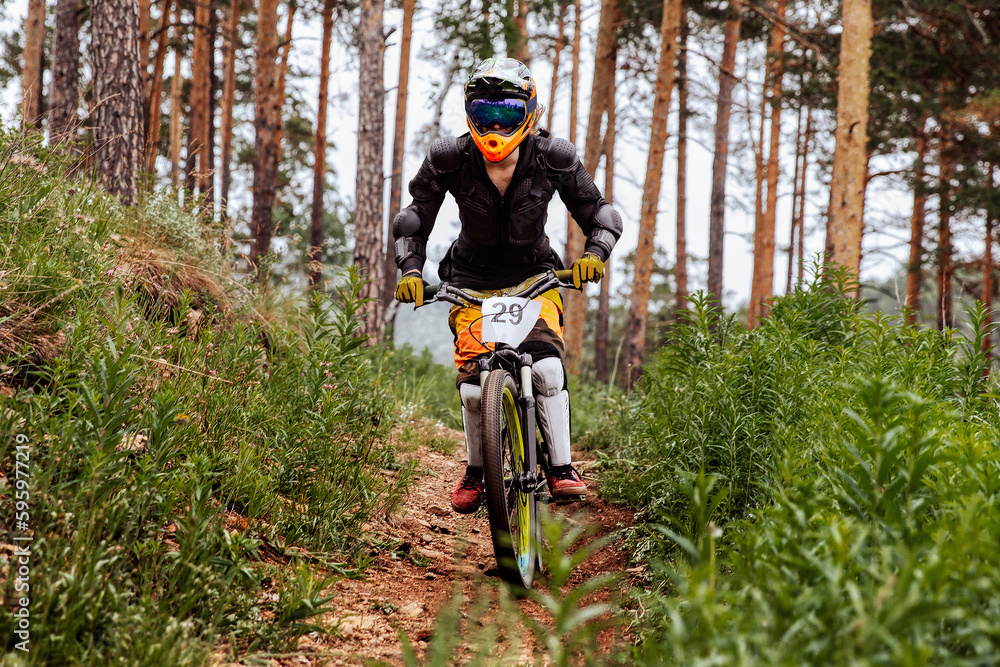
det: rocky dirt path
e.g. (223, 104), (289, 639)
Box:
(266, 425), (636, 666)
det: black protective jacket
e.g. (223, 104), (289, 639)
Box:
(393, 132), (623, 291)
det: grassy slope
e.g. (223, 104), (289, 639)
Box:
(601, 271), (1000, 664)
(0, 131), (414, 665)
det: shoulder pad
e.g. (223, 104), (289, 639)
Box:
(429, 136), (462, 172)
(545, 138), (578, 170)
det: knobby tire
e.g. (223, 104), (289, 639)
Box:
(481, 369), (537, 589)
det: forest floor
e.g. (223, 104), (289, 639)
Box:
(219, 423), (638, 666)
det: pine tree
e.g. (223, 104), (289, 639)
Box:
(594, 93), (616, 385)
(675, 7), (689, 313)
(219, 0), (243, 219)
(21, 0), (46, 127)
(354, 0), (387, 338)
(707, 1), (741, 305)
(49, 0), (81, 145)
(168, 3), (184, 187)
(748, 0), (786, 328)
(621, 0), (683, 389)
(826, 0), (873, 288)
(904, 121), (929, 325)
(311, 0), (335, 289)
(384, 0), (416, 307)
(189, 0), (216, 204)
(92, 0), (145, 205)
(564, 0), (619, 375)
(251, 0), (281, 269)
(144, 0), (173, 172)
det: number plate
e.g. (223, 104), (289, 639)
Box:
(481, 297), (542, 347)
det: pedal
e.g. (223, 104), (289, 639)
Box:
(550, 493), (586, 505)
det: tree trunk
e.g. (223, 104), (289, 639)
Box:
(796, 106), (811, 284)
(189, 0), (215, 203)
(937, 151), (954, 330)
(545, 3), (566, 132)
(311, 0), (335, 289)
(512, 0), (531, 64)
(565, 0), (619, 375)
(568, 0), (581, 144)
(748, 0), (786, 328)
(621, 0), (683, 390)
(383, 0), (415, 306)
(984, 163), (997, 360)
(207, 3), (219, 205)
(904, 124), (928, 325)
(354, 0), (386, 339)
(250, 0), (281, 269)
(707, 2), (741, 305)
(22, 0), (46, 127)
(675, 10), (688, 313)
(145, 0), (173, 172)
(169, 5), (184, 188)
(139, 0), (151, 87)
(786, 102), (804, 294)
(219, 0), (241, 219)
(49, 0), (81, 145)
(273, 2), (297, 155)
(826, 0), (873, 290)
(92, 0), (145, 206)
(594, 95), (616, 385)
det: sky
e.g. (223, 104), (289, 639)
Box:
(0, 0), (924, 317)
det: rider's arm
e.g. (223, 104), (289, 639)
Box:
(393, 137), (463, 275)
(542, 139), (624, 262)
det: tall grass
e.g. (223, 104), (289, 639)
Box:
(600, 268), (1000, 663)
(0, 129), (410, 664)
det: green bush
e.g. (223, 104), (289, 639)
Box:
(598, 269), (1000, 663)
(0, 130), (410, 664)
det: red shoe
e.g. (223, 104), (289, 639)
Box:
(451, 466), (485, 514)
(546, 465), (587, 502)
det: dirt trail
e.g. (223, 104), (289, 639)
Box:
(268, 426), (636, 666)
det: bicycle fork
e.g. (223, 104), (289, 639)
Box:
(478, 354), (543, 495)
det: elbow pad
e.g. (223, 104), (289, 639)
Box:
(393, 208), (425, 268)
(585, 205), (623, 260)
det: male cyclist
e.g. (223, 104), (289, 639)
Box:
(393, 58), (623, 514)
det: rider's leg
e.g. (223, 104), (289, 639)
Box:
(460, 383), (483, 467)
(451, 382), (486, 513)
(532, 357), (587, 499)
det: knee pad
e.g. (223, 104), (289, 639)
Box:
(531, 357), (565, 398)
(459, 383), (481, 413)
(459, 383), (483, 468)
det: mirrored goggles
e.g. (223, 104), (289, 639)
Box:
(467, 98), (528, 132)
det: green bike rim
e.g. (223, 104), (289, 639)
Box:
(501, 386), (531, 578)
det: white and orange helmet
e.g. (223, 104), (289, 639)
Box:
(464, 58), (539, 162)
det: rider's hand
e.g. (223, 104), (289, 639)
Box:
(395, 271), (425, 307)
(571, 253), (604, 289)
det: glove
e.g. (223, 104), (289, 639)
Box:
(394, 272), (425, 307)
(571, 253), (604, 289)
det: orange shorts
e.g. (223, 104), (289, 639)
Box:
(448, 287), (565, 386)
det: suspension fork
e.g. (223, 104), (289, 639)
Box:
(518, 353), (539, 491)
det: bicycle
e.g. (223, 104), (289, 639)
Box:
(420, 268), (579, 589)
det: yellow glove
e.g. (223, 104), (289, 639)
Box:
(394, 273), (425, 307)
(571, 253), (604, 289)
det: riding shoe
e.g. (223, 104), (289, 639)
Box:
(546, 465), (587, 501)
(451, 466), (485, 514)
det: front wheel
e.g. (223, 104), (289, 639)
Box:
(481, 369), (537, 589)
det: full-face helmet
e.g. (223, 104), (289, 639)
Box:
(464, 58), (538, 162)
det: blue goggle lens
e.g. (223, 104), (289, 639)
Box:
(468, 98), (527, 129)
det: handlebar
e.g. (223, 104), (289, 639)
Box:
(422, 269), (576, 308)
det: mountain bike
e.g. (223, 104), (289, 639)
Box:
(422, 269), (578, 589)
